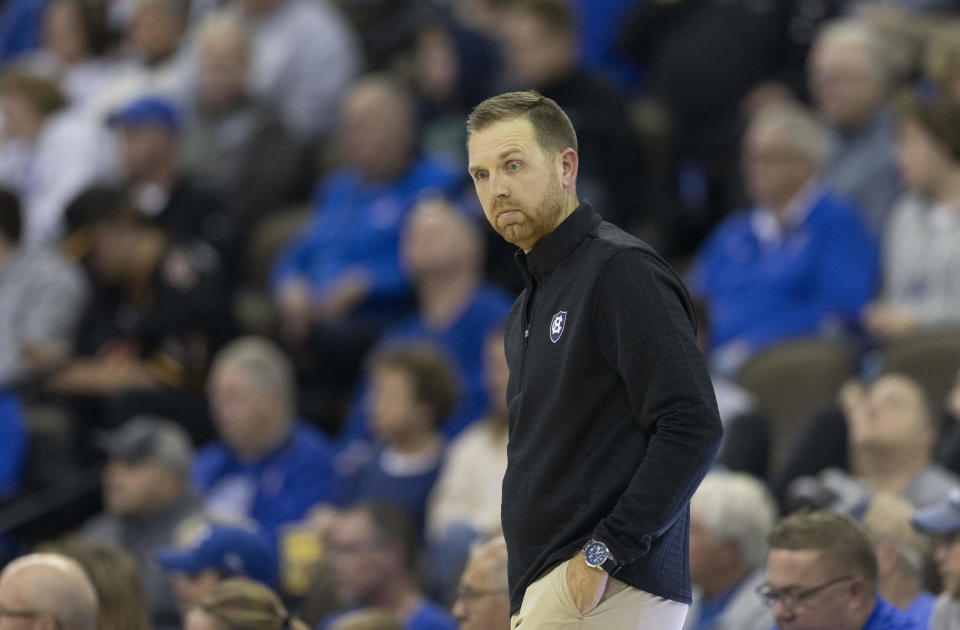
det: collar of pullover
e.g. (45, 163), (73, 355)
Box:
(516, 202), (602, 285)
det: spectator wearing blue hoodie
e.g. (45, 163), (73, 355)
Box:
(689, 102), (879, 375)
(272, 75), (461, 425)
(194, 337), (339, 554)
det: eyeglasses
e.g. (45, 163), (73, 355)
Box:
(455, 584), (507, 602)
(756, 576), (854, 609)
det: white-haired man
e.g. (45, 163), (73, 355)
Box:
(810, 19), (903, 229)
(0, 553), (98, 630)
(690, 102), (879, 374)
(684, 472), (777, 630)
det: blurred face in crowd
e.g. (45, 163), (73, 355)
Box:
(484, 331), (508, 419)
(87, 219), (140, 285)
(742, 120), (817, 211)
(765, 549), (866, 630)
(934, 531), (960, 597)
(103, 458), (180, 516)
(369, 365), (429, 443)
(401, 199), (479, 280)
(198, 32), (249, 112)
(689, 517), (741, 591)
(185, 608), (223, 630)
(846, 375), (933, 454)
(208, 360), (290, 459)
(0, 88), (44, 140)
(896, 118), (957, 196)
(43, 0), (90, 64)
(452, 547), (510, 630)
(500, 9), (575, 88)
(328, 511), (399, 605)
(120, 123), (178, 182)
(468, 116), (574, 252)
(171, 570), (221, 617)
(415, 27), (459, 105)
(809, 37), (884, 128)
(340, 81), (416, 181)
(128, 2), (182, 64)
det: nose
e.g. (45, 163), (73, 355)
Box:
(489, 171), (510, 198)
(452, 598), (465, 620)
(773, 600), (794, 624)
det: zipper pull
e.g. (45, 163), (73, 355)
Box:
(524, 329), (529, 339)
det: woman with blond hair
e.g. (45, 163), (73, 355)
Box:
(185, 578), (310, 630)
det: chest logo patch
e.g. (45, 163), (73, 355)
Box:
(549, 311), (567, 343)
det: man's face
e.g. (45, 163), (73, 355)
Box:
(368, 366), (424, 443)
(468, 117), (566, 252)
(340, 84), (413, 180)
(742, 122), (815, 209)
(0, 570), (41, 630)
(500, 10), (573, 88)
(896, 118), (954, 196)
(208, 362), (278, 456)
(328, 511), (395, 604)
(452, 552), (510, 630)
(171, 570), (221, 617)
(120, 124), (176, 182)
(934, 532), (960, 597)
(44, 0), (88, 64)
(127, 4), (181, 63)
(401, 201), (473, 279)
(809, 40), (883, 128)
(846, 376), (931, 452)
(198, 36), (248, 111)
(184, 608), (221, 630)
(765, 549), (860, 630)
(689, 517), (737, 588)
(102, 458), (175, 517)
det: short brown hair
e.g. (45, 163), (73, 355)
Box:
(768, 511), (878, 586)
(200, 578), (310, 630)
(467, 90), (578, 155)
(367, 342), (459, 426)
(330, 609), (404, 630)
(895, 88), (960, 161)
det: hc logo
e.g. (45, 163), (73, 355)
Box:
(549, 311), (567, 343)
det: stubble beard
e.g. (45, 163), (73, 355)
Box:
(495, 173), (565, 251)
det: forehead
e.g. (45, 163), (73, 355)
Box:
(812, 38), (871, 71)
(766, 549), (827, 585)
(468, 117), (541, 164)
(870, 376), (920, 404)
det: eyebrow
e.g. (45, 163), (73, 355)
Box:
(468, 147), (527, 175)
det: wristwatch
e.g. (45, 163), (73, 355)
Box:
(582, 539), (622, 576)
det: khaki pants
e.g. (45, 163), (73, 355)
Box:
(510, 560), (689, 629)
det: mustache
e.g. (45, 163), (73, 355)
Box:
(492, 200), (526, 213)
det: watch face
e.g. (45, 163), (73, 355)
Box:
(584, 542), (609, 567)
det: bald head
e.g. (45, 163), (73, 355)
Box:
(0, 553), (98, 630)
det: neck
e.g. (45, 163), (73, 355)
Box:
(880, 569), (922, 611)
(701, 564), (751, 600)
(238, 418), (292, 461)
(770, 178), (814, 222)
(848, 596), (878, 630)
(931, 170), (960, 209)
(417, 270), (479, 329)
(853, 445), (929, 495)
(369, 577), (420, 617)
(390, 430), (440, 456)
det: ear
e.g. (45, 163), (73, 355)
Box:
(558, 148), (578, 191)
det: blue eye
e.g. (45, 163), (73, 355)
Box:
(507, 161), (520, 171)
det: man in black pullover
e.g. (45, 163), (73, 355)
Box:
(466, 91), (722, 628)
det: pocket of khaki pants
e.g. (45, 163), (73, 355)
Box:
(562, 559), (608, 617)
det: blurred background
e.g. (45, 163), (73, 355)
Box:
(3, 0), (960, 627)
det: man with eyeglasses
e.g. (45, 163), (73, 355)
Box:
(761, 510), (920, 630)
(453, 537), (510, 630)
(912, 486), (960, 629)
(0, 553), (98, 630)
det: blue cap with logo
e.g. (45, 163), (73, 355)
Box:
(155, 524), (277, 587)
(109, 95), (181, 132)
(911, 486), (960, 534)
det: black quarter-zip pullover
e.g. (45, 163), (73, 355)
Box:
(501, 202), (723, 614)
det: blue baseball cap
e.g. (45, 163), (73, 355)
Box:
(109, 96), (181, 132)
(912, 486), (960, 534)
(155, 524), (277, 587)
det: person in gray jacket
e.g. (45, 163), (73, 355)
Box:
(684, 472), (777, 630)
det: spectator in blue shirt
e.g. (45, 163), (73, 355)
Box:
(194, 336), (338, 554)
(761, 510), (921, 630)
(689, 102), (879, 374)
(323, 503), (458, 630)
(0, 389), (26, 501)
(335, 342), (458, 535)
(272, 75), (461, 427)
(339, 197), (512, 445)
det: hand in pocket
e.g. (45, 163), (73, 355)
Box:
(565, 553), (609, 616)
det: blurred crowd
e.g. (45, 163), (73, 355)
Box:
(4, 0), (960, 628)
